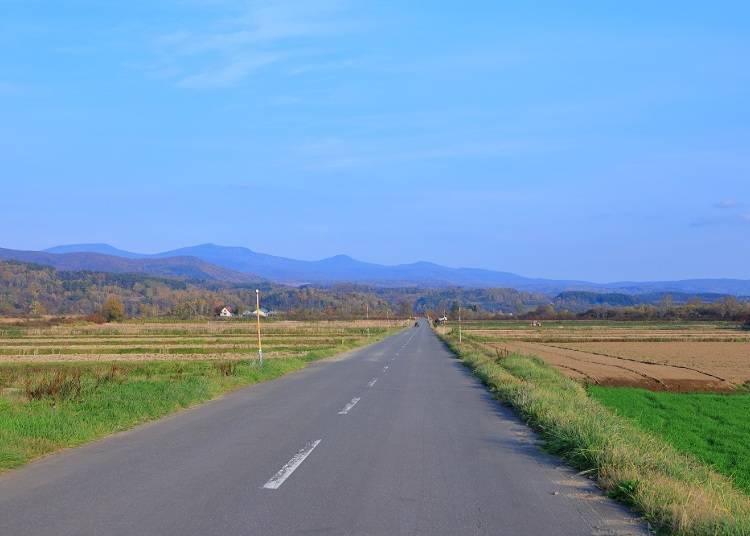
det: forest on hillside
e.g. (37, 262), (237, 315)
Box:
(1, 260), (748, 323)
(0, 261), (392, 319)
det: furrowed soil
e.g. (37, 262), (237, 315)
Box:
(560, 341), (750, 386)
(461, 321), (749, 392)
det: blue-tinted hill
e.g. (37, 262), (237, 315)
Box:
(45, 243), (148, 259)
(32, 243), (750, 295)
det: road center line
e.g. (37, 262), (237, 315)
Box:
(367, 378), (378, 387)
(338, 397), (361, 415)
(383, 365), (389, 372)
(262, 439), (322, 490)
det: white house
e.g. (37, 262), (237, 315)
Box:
(219, 307), (233, 317)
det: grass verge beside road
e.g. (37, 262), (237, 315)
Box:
(0, 331), (397, 472)
(590, 387), (750, 495)
(439, 331), (750, 535)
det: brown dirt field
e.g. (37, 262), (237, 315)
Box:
(461, 322), (749, 392)
(556, 341), (750, 386)
(491, 341), (737, 392)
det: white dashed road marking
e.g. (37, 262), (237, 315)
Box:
(263, 440), (322, 490)
(367, 378), (378, 387)
(338, 397), (361, 415)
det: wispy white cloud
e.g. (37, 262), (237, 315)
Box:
(176, 53), (279, 89)
(715, 199), (739, 209)
(296, 137), (551, 169)
(288, 58), (360, 75)
(146, 0), (351, 89)
(691, 213), (750, 227)
(691, 199), (749, 226)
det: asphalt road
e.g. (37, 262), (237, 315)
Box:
(0, 321), (648, 535)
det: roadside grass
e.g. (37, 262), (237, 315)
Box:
(0, 331), (396, 472)
(440, 332), (750, 535)
(589, 387), (750, 495)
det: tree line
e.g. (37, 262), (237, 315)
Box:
(1, 260), (748, 325)
(0, 261), (399, 320)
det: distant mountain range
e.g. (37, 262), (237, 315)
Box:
(0, 247), (258, 284)
(0, 243), (746, 296)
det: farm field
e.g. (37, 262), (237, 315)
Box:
(0, 319), (405, 471)
(590, 386), (750, 494)
(460, 320), (750, 391)
(0, 319), (401, 361)
(440, 327), (750, 533)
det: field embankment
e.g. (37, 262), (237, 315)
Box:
(440, 327), (750, 535)
(0, 320), (404, 472)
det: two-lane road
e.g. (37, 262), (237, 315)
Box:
(0, 321), (647, 535)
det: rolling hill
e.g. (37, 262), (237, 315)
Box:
(45, 243), (148, 259)
(43, 243), (586, 290)
(0, 248), (260, 284)
(2, 242), (743, 295)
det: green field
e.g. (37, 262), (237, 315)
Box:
(590, 387), (750, 494)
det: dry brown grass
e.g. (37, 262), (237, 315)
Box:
(0, 319), (408, 363)
(24, 369), (83, 400)
(5, 319), (399, 337)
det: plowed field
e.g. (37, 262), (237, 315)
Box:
(461, 321), (749, 392)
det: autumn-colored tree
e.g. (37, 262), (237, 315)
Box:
(101, 296), (125, 322)
(30, 300), (47, 316)
(397, 300), (413, 319)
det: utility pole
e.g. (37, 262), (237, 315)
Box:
(255, 289), (263, 366)
(458, 306), (462, 343)
(366, 303), (370, 338)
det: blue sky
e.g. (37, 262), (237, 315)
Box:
(1, 1), (749, 281)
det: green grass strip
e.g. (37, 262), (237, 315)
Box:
(590, 387), (750, 495)
(439, 332), (750, 536)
